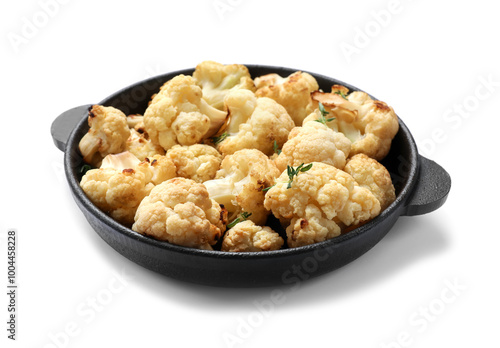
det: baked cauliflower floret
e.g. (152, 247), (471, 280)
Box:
(214, 89), (295, 156)
(125, 129), (165, 161)
(309, 85), (399, 160)
(203, 149), (280, 225)
(79, 105), (130, 166)
(274, 121), (351, 172)
(193, 60), (255, 110)
(221, 220), (284, 252)
(254, 71), (319, 126)
(344, 154), (396, 211)
(80, 152), (154, 226)
(132, 178), (227, 250)
(166, 144), (222, 183)
(264, 162), (381, 247)
(146, 154), (177, 185)
(287, 205), (341, 248)
(143, 75), (228, 151)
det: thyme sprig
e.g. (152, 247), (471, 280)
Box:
(227, 212), (252, 229)
(211, 132), (228, 145)
(263, 163), (313, 192)
(314, 102), (335, 126)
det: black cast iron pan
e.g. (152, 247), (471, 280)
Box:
(51, 65), (451, 287)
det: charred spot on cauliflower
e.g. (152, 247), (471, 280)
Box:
(125, 129), (165, 161)
(132, 178), (226, 250)
(193, 60), (255, 110)
(145, 154), (177, 185)
(287, 205), (341, 248)
(255, 71), (319, 126)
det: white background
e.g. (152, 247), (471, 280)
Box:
(1, 0), (498, 347)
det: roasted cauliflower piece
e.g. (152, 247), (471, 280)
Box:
(132, 178), (227, 250)
(145, 154), (178, 185)
(221, 220), (284, 252)
(166, 144), (222, 183)
(143, 75), (228, 151)
(344, 154), (396, 211)
(213, 89), (295, 156)
(193, 60), (255, 110)
(254, 71), (319, 126)
(79, 105), (130, 166)
(125, 129), (165, 161)
(274, 121), (351, 172)
(80, 152), (175, 226)
(286, 205), (341, 248)
(126, 114), (144, 130)
(203, 149), (280, 225)
(264, 162), (381, 247)
(308, 85), (399, 160)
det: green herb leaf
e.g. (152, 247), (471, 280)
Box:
(262, 184), (275, 192)
(318, 102), (328, 117)
(334, 90), (348, 100)
(314, 102), (335, 126)
(227, 212), (252, 229)
(80, 164), (92, 175)
(241, 212), (252, 219)
(285, 163), (313, 189)
(211, 132), (228, 145)
(264, 164), (314, 192)
(273, 140), (282, 155)
(299, 163), (313, 172)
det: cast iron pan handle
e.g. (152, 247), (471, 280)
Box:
(403, 155), (451, 216)
(51, 105), (92, 152)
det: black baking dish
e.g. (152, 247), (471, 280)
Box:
(51, 65), (451, 287)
